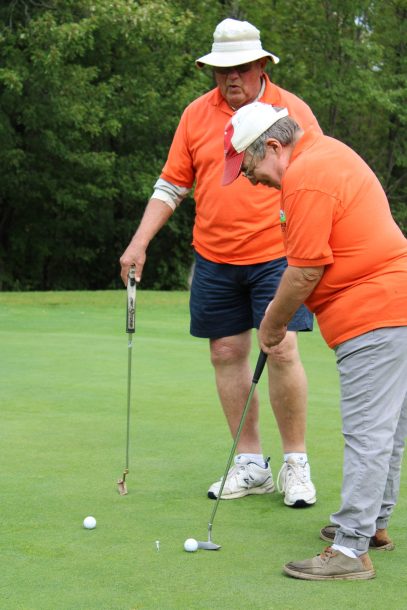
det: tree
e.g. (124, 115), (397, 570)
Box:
(0, 0), (214, 289)
(245, 0), (406, 232)
(0, 0), (405, 290)
(369, 0), (407, 232)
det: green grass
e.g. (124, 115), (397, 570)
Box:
(0, 290), (406, 610)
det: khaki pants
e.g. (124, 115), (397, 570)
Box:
(331, 326), (407, 553)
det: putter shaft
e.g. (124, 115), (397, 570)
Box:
(206, 351), (268, 544)
(125, 335), (133, 471)
(117, 266), (136, 495)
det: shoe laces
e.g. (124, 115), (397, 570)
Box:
(314, 547), (339, 564)
(222, 464), (241, 481)
(234, 456), (270, 470)
(225, 461), (251, 480)
(276, 460), (309, 493)
(227, 456), (269, 481)
(320, 547), (335, 560)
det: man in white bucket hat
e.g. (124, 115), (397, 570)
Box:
(120, 18), (321, 508)
(196, 18), (280, 68)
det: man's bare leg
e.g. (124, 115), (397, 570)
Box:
(265, 331), (307, 453)
(210, 330), (307, 454)
(207, 330), (275, 499)
(210, 330), (261, 454)
(263, 330), (316, 506)
(208, 329), (316, 505)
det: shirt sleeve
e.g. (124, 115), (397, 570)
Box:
(151, 178), (191, 211)
(160, 107), (195, 188)
(283, 189), (336, 266)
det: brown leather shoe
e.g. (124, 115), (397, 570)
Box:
(283, 547), (376, 580)
(370, 528), (395, 550)
(320, 524), (395, 550)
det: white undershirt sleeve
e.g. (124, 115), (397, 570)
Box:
(151, 178), (191, 211)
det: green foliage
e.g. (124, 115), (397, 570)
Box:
(0, 0), (208, 290)
(0, 0), (405, 290)
(256, 0), (406, 232)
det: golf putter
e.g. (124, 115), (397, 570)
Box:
(117, 265), (136, 495)
(197, 350), (268, 550)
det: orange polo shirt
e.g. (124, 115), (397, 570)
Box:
(281, 130), (407, 347)
(161, 75), (321, 264)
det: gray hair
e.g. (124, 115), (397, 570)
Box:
(246, 112), (301, 161)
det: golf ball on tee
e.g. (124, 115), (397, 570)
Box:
(83, 516), (96, 529)
(184, 538), (198, 552)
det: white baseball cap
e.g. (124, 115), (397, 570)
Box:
(222, 102), (289, 186)
(196, 18), (279, 68)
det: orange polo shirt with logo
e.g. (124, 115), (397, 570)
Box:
(281, 130), (407, 347)
(160, 74), (321, 264)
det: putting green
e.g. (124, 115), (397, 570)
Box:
(1, 290), (406, 609)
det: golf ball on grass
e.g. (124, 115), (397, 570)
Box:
(83, 516), (96, 529)
(184, 538), (198, 552)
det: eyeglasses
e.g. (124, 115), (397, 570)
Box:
(241, 152), (257, 180)
(213, 62), (255, 75)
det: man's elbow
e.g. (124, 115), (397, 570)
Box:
(301, 266), (325, 284)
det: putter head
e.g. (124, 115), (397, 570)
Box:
(197, 540), (221, 551)
(117, 478), (128, 496)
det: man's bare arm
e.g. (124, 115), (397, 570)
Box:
(259, 265), (324, 352)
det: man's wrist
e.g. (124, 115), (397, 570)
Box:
(264, 307), (289, 331)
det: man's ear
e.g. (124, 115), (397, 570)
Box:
(266, 138), (283, 156)
(259, 57), (268, 72)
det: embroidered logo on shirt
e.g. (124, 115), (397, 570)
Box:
(280, 209), (286, 232)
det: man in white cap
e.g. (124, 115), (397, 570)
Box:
(120, 19), (321, 507)
(222, 101), (407, 580)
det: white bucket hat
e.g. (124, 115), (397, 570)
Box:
(222, 102), (289, 185)
(196, 18), (280, 68)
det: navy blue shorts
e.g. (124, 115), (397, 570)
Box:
(190, 251), (313, 339)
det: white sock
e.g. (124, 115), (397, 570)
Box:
(284, 452), (308, 465)
(331, 544), (359, 559)
(235, 453), (266, 467)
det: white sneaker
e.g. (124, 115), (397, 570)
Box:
(208, 456), (275, 500)
(277, 458), (316, 507)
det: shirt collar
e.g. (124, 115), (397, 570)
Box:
(290, 129), (321, 163)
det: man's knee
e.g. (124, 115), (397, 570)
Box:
(267, 332), (300, 368)
(210, 336), (250, 368)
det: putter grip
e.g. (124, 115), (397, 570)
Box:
(126, 266), (136, 334)
(252, 351), (267, 384)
